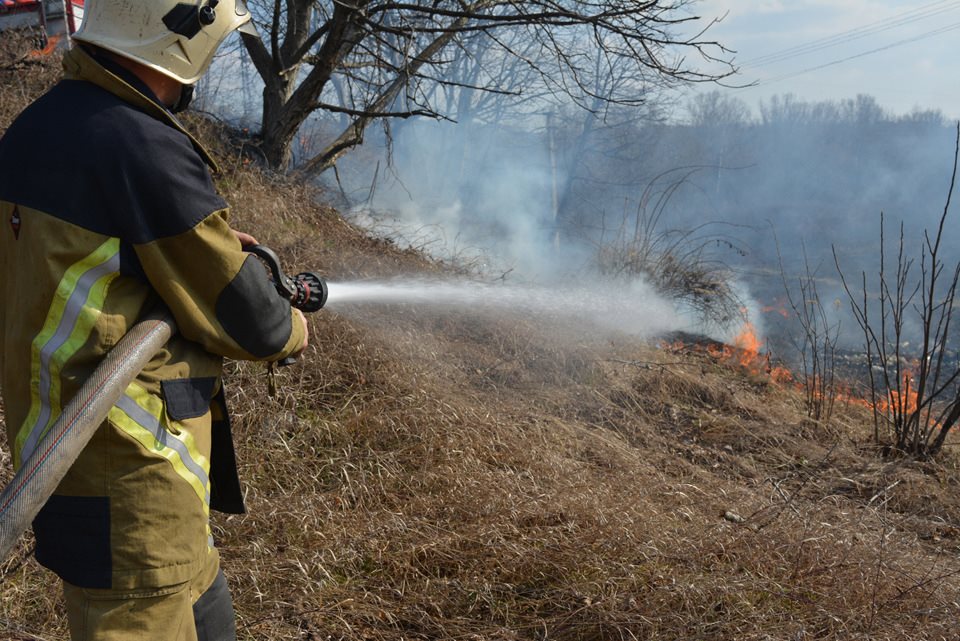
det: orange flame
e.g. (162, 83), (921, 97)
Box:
(660, 327), (939, 428)
(761, 297), (791, 319)
(769, 366), (793, 385)
(28, 35), (61, 58)
(733, 322), (762, 365)
(702, 321), (779, 379)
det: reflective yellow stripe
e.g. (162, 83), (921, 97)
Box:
(107, 382), (212, 519)
(15, 238), (120, 468)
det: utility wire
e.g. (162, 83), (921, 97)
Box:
(741, 0), (958, 66)
(740, 0), (960, 68)
(754, 19), (960, 86)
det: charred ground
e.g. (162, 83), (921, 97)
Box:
(1, 33), (960, 641)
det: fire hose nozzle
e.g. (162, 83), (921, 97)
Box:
(243, 244), (328, 313)
(291, 271), (328, 313)
(243, 244), (327, 366)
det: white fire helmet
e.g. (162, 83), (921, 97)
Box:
(72, 0), (259, 85)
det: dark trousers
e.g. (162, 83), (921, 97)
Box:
(194, 569), (237, 641)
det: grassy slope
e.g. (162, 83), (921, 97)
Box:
(2, 34), (960, 640)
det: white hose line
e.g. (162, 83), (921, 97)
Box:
(0, 310), (176, 563)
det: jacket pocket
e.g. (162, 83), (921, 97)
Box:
(161, 377), (217, 421)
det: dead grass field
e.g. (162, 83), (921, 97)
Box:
(2, 33), (960, 641)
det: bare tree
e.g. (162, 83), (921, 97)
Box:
(686, 89), (751, 127)
(835, 126), (960, 459)
(238, 0), (735, 174)
(776, 239), (840, 424)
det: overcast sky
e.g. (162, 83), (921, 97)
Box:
(685, 0), (960, 119)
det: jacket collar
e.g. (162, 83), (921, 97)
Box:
(62, 46), (220, 172)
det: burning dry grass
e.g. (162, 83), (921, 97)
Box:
(2, 35), (960, 640)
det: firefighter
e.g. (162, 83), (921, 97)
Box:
(0, 1), (308, 639)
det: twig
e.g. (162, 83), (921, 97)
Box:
(0, 620), (55, 641)
(749, 441), (839, 530)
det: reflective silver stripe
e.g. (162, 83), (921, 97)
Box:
(114, 395), (211, 506)
(20, 253), (121, 461)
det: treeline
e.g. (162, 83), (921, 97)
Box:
(689, 91), (949, 128)
(538, 91), (956, 277)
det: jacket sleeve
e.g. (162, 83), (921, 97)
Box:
(103, 109), (306, 361)
(133, 210), (307, 361)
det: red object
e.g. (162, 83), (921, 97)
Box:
(0, 0), (39, 16)
(66, 0), (84, 34)
(1, 0), (83, 39)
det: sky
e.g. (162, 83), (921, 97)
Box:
(686, 0), (960, 119)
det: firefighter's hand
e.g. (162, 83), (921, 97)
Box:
(233, 229), (259, 247)
(291, 308), (309, 358)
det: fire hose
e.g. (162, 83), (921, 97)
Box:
(0, 246), (326, 563)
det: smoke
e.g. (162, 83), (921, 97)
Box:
(330, 117), (763, 344)
(331, 115), (773, 344)
(340, 119), (569, 278)
(328, 98), (960, 359)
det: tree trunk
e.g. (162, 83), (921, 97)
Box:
(260, 72), (300, 169)
(293, 19), (467, 178)
(242, 2), (366, 172)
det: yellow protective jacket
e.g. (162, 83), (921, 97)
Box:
(0, 47), (306, 591)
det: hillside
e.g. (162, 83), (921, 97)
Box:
(2, 34), (960, 641)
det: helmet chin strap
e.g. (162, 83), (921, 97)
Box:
(171, 84), (195, 114)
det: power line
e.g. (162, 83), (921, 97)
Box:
(740, 0), (960, 68)
(752, 19), (960, 87)
(741, 0), (958, 66)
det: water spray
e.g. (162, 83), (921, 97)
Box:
(322, 277), (690, 340)
(243, 247), (725, 342)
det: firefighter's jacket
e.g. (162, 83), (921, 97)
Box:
(0, 46), (306, 591)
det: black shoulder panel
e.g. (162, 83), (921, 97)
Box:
(215, 256), (294, 358)
(0, 80), (226, 243)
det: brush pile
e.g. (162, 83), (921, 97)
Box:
(1, 33), (959, 641)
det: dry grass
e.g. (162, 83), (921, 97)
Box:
(2, 34), (960, 640)
(0, 29), (62, 137)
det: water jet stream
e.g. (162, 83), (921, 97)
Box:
(324, 278), (689, 338)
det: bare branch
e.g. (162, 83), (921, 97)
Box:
(242, 0), (736, 171)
